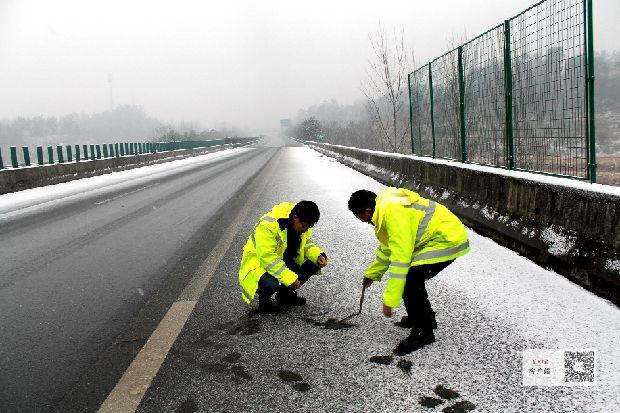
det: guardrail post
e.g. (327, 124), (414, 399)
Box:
(36, 146), (44, 165)
(458, 46), (468, 162)
(90, 145), (95, 161)
(428, 63), (436, 158)
(22, 147), (31, 166)
(102, 144), (108, 158)
(47, 146), (54, 164)
(115, 143), (120, 157)
(66, 145), (72, 162)
(585, 0), (596, 183)
(95, 145), (101, 159)
(75, 145), (81, 162)
(0, 148), (3, 169)
(10, 146), (18, 168)
(56, 145), (64, 163)
(81, 145), (87, 161)
(503, 20), (515, 170)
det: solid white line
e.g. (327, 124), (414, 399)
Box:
(97, 150), (280, 413)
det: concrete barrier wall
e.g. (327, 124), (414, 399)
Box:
(308, 142), (620, 306)
(0, 142), (256, 195)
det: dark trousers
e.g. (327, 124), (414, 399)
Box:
(402, 260), (454, 329)
(257, 260), (320, 298)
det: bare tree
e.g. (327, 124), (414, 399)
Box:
(362, 26), (413, 153)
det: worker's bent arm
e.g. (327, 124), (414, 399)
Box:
(254, 222), (298, 286)
(364, 243), (390, 281)
(303, 231), (324, 264)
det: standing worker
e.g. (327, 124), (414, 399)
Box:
(348, 188), (469, 355)
(239, 200), (328, 312)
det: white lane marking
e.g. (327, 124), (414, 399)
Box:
(94, 183), (159, 205)
(97, 150), (280, 413)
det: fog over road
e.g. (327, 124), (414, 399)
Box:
(0, 135), (618, 412)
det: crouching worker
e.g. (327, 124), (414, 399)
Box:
(239, 200), (328, 312)
(348, 188), (469, 355)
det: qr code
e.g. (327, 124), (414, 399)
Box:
(564, 351), (595, 383)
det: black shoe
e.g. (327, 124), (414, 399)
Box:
(257, 296), (281, 313)
(394, 315), (437, 329)
(275, 288), (307, 306)
(393, 327), (435, 356)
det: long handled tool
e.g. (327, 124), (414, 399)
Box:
(337, 284), (367, 323)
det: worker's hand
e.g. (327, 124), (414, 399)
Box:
(382, 304), (393, 317)
(317, 255), (327, 268)
(291, 280), (301, 290)
(362, 277), (374, 288)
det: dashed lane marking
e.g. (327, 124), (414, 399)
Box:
(94, 183), (160, 205)
(98, 150), (280, 413)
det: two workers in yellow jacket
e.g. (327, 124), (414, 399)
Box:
(238, 187), (468, 354)
(238, 200), (327, 312)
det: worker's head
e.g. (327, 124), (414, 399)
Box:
(290, 200), (320, 234)
(348, 190), (376, 224)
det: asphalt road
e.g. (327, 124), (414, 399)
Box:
(0, 136), (288, 412)
(132, 141), (619, 413)
(1, 135), (618, 412)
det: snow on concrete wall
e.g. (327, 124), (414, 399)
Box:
(307, 142), (620, 306)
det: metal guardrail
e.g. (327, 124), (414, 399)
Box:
(0, 138), (256, 170)
(409, 0), (596, 182)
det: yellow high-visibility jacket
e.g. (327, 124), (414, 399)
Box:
(239, 202), (324, 304)
(366, 187), (470, 308)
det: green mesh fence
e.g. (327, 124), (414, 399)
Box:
(409, 65), (434, 156)
(510, 0), (588, 176)
(408, 0), (594, 180)
(462, 24), (507, 167)
(431, 50), (462, 160)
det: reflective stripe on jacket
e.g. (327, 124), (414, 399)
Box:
(238, 202), (324, 304)
(365, 187), (469, 308)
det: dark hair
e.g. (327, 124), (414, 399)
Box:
(348, 190), (376, 214)
(291, 200), (320, 223)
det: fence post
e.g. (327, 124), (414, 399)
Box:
(503, 20), (515, 169)
(10, 146), (18, 168)
(75, 145), (81, 162)
(428, 64), (436, 158)
(585, 0), (596, 183)
(90, 145), (95, 161)
(22, 147), (31, 166)
(408, 72), (415, 154)
(0, 148), (3, 169)
(458, 46), (467, 162)
(102, 144), (108, 158)
(66, 145), (72, 162)
(47, 146), (54, 164)
(96, 145), (101, 159)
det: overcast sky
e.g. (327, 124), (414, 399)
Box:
(1, 0), (618, 132)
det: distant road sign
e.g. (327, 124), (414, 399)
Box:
(280, 119), (290, 128)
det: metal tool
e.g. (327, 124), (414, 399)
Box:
(337, 284), (367, 323)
